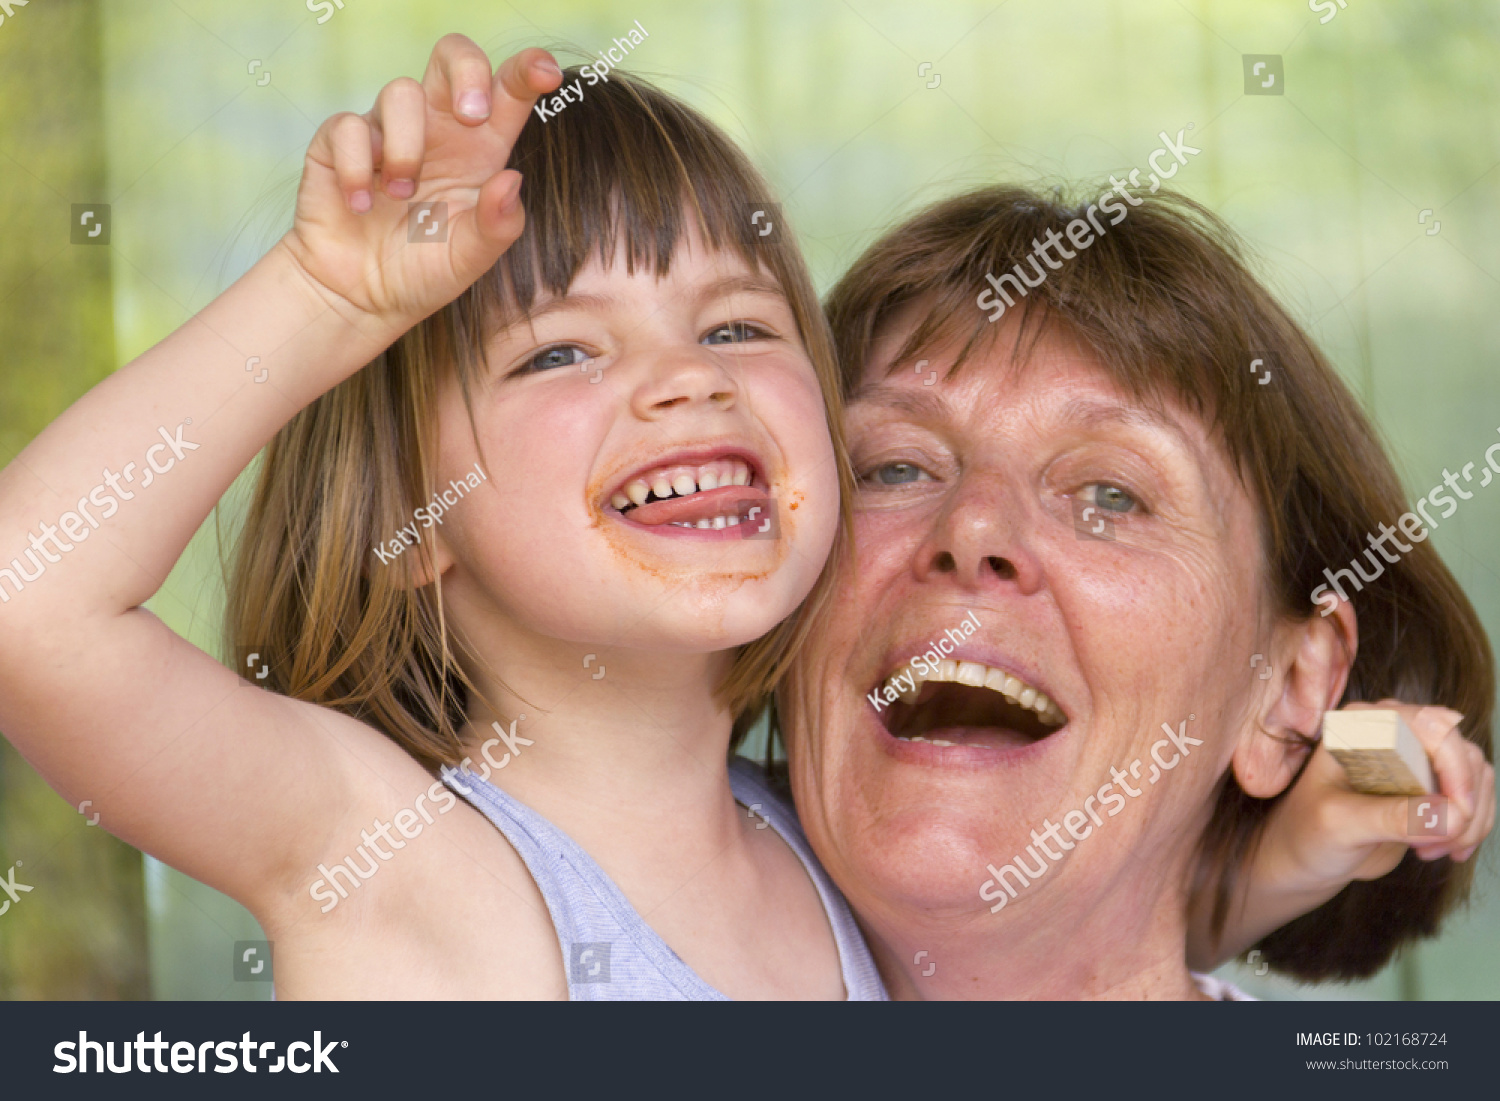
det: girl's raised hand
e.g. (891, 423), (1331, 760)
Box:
(1196, 701), (1493, 968)
(280, 37), (562, 336)
(1267, 701), (1495, 884)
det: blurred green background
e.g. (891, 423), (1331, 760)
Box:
(1, 0), (1497, 1000)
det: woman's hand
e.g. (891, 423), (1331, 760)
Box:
(279, 36), (562, 340)
(1192, 701), (1493, 970)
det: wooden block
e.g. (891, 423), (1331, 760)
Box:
(1321, 710), (1434, 796)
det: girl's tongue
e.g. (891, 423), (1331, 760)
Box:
(625, 484), (769, 527)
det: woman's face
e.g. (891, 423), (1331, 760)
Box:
(419, 226), (840, 667)
(787, 314), (1284, 932)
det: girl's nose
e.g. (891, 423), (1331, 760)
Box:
(628, 347), (739, 420)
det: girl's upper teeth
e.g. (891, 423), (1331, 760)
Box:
(614, 460), (753, 511)
(892, 659), (1066, 726)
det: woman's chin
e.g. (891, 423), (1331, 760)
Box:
(835, 819), (1007, 916)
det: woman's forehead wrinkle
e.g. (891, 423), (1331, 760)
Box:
(847, 383), (953, 422)
(1054, 396), (1187, 441)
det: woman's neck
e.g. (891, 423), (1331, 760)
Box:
(860, 864), (1206, 1001)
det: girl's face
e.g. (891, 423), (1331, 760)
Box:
(426, 226), (840, 661)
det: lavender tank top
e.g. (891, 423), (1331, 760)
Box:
(441, 756), (888, 1001)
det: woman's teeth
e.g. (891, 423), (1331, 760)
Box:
(611, 460), (753, 512)
(890, 658), (1067, 727)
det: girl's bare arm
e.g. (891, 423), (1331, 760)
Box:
(0, 39), (561, 916)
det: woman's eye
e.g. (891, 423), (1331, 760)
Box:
(1086, 483), (1137, 513)
(703, 321), (769, 346)
(865, 462), (932, 486)
(524, 344), (590, 372)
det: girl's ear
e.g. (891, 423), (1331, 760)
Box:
(1232, 599), (1358, 798)
(408, 532), (455, 590)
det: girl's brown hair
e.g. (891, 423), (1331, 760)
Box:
(818, 184), (1493, 981)
(225, 66), (853, 771)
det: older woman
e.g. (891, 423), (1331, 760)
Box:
(780, 186), (1496, 998)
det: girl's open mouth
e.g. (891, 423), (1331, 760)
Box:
(605, 452), (772, 534)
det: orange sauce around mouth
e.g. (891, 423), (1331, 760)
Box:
(584, 477), (791, 590)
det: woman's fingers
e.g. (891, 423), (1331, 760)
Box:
(365, 77), (426, 200)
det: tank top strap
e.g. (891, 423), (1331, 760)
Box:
(441, 764), (724, 1000)
(442, 758), (887, 1000)
(726, 756), (887, 1000)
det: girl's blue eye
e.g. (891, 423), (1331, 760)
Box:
(526, 345), (590, 372)
(1089, 483), (1137, 512)
(869, 462), (930, 485)
(703, 321), (768, 346)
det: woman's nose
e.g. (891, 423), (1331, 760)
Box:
(913, 474), (1044, 594)
(628, 346), (739, 421)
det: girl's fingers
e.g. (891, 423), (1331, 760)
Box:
(365, 77), (426, 199)
(424, 33), (501, 122)
(1306, 776), (1413, 846)
(1402, 704), (1474, 816)
(1407, 747), (1492, 860)
(326, 112), (375, 213)
(1448, 756), (1495, 857)
(488, 48), (564, 147)
(1352, 701), (1500, 864)
(446, 169), (526, 282)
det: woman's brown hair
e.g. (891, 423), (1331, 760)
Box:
(225, 65), (854, 771)
(817, 183), (1493, 981)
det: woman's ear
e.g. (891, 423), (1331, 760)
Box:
(1232, 600), (1358, 798)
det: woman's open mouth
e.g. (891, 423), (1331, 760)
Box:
(872, 659), (1068, 749)
(605, 452), (770, 534)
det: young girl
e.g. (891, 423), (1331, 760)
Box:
(0, 38), (1487, 999)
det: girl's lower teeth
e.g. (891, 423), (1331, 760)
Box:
(902, 736), (955, 746)
(669, 515), (741, 529)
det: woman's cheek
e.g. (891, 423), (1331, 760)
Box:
(852, 501), (926, 575)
